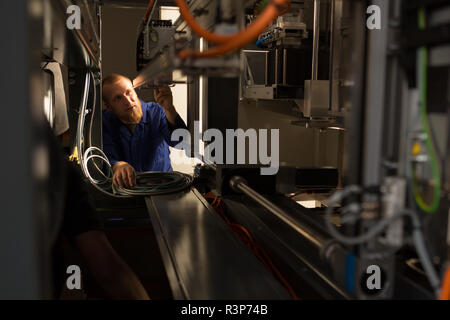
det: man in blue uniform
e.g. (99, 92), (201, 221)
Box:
(102, 74), (187, 188)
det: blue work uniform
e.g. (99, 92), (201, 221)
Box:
(102, 100), (187, 172)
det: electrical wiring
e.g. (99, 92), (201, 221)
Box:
(75, 71), (130, 198)
(174, 0), (290, 59)
(256, 0), (270, 15)
(324, 186), (407, 246)
(325, 185), (442, 298)
(174, 0), (235, 44)
(112, 171), (193, 196)
(86, 71), (113, 181)
(82, 147), (131, 198)
(83, 146), (113, 185)
(88, 73), (96, 147)
(73, 70), (129, 198)
(76, 72), (90, 176)
(82, 145), (193, 197)
(255, 34), (270, 48)
(149, 25), (159, 43)
(412, 8), (442, 213)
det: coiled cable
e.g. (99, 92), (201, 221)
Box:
(112, 171), (193, 196)
(82, 145), (192, 197)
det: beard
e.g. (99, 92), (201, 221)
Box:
(120, 103), (143, 124)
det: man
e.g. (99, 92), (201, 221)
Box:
(102, 74), (187, 188)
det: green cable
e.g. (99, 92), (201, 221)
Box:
(256, 0), (270, 15)
(412, 8), (441, 213)
(149, 26), (159, 43)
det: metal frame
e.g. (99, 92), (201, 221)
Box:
(145, 189), (291, 299)
(0, 0), (51, 299)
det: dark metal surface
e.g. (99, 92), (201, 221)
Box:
(230, 176), (325, 249)
(0, 0), (52, 299)
(342, 0), (366, 186)
(222, 195), (350, 300)
(145, 188), (291, 299)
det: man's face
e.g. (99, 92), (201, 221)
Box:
(103, 77), (142, 124)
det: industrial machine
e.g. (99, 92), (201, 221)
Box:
(1, 0), (449, 300)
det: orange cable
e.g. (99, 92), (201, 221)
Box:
(440, 267), (450, 300)
(175, 0), (234, 44)
(175, 0), (289, 59)
(231, 223), (254, 242)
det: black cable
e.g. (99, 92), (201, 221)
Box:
(113, 171), (193, 196)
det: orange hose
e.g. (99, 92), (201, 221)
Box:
(231, 223), (254, 242)
(440, 267), (450, 300)
(175, 0), (289, 59)
(175, 0), (233, 44)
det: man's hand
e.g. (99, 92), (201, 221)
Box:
(154, 87), (173, 110)
(112, 161), (136, 188)
(154, 87), (178, 125)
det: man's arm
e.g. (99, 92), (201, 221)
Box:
(75, 230), (150, 300)
(153, 87), (188, 148)
(102, 113), (136, 188)
(102, 113), (122, 168)
(154, 87), (180, 126)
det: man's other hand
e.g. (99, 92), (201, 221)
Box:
(112, 161), (136, 188)
(154, 87), (179, 126)
(154, 87), (173, 111)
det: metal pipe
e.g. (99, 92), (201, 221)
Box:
(145, 0), (159, 27)
(328, 0), (335, 111)
(77, 72), (91, 177)
(312, 0), (321, 80)
(83, 0), (100, 44)
(230, 176), (325, 249)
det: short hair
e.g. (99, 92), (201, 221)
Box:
(102, 74), (132, 103)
